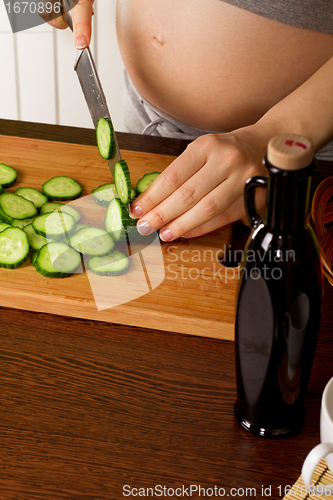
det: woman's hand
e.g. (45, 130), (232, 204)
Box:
(130, 122), (282, 240)
(41, 0), (94, 49)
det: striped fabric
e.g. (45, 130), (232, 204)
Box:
(284, 460), (333, 500)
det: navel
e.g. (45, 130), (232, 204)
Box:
(152, 34), (165, 47)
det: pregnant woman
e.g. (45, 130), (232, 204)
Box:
(49, 0), (333, 240)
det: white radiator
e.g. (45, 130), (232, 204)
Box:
(0, 0), (125, 130)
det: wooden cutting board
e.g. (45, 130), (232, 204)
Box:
(0, 134), (238, 340)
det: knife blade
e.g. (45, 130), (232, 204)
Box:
(61, 0), (122, 180)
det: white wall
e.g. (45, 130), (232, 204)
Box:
(0, 0), (125, 131)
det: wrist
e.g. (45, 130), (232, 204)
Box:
(253, 79), (333, 154)
(235, 119), (285, 160)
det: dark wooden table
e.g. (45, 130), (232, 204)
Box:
(0, 119), (332, 500)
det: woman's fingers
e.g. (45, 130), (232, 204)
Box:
(157, 176), (245, 241)
(71, 0), (94, 48)
(135, 161), (228, 237)
(130, 136), (211, 219)
(181, 195), (246, 238)
(135, 174), (244, 241)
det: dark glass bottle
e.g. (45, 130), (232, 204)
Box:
(234, 134), (323, 437)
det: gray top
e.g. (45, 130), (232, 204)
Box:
(221, 0), (333, 34)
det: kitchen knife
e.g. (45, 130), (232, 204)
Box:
(60, 0), (122, 180)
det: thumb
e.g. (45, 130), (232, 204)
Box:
(71, 0), (94, 49)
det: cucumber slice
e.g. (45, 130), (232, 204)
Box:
(0, 222), (11, 232)
(40, 202), (64, 215)
(0, 206), (13, 225)
(96, 117), (114, 160)
(32, 211), (76, 240)
(23, 223), (49, 251)
(41, 202), (81, 223)
(114, 160), (132, 205)
(35, 242), (81, 278)
(40, 201), (81, 223)
(0, 227), (29, 269)
(60, 204), (81, 223)
(74, 223), (91, 232)
(0, 193), (37, 220)
(136, 172), (161, 194)
(0, 186), (6, 196)
(88, 250), (129, 276)
(31, 250), (38, 267)
(12, 217), (35, 229)
(92, 183), (118, 207)
(14, 187), (48, 209)
(69, 226), (115, 256)
(104, 198), (136, 241)
(42, 176), (82, 201)
(91, 183), (135, 207)
(0, 164), (17, 188)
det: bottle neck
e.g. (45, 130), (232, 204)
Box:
(264, 160), (314, 233)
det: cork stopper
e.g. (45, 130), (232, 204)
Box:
(267, 134), (314, 171)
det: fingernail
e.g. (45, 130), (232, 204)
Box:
(75, 35), (88, 49)
(130, 204), (143, 219)
(137, 220), (155, 236)
(159, 229), (173, 242)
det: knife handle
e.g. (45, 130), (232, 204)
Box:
(60, 0), (74, 31)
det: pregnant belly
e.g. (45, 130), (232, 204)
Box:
(116, 0), (333, 131)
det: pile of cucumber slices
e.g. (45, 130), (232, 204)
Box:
(0, 120), (160, 279)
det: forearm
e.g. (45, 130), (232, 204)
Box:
(256, 55), (333, 152)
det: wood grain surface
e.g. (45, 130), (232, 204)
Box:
(0, 279), (332, 500)
(0, 120), (332, 500)
(0, 134), (234, 340)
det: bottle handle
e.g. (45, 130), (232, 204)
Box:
(244, 176), (267, 228)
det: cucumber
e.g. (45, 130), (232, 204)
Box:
(136, 172), (160, 194)
(35, 242), (81, 278)
(40, 201), (81, 223)
(0, 206), (13, 225)
(14, 187), (48, 209)
(42, 176), (82, 201)
(40, 202), (64, 214)
(69, 226), (115, 256)
(12, 217), (35, 229)
(0, 159), (156, 279)
(23, 223), (49, 251)
(114, 160), (132, 205)
(92, 182), (136, 207)
(31, 250), (38, 267)
(104, 198), (136, 241)
(96, 117), (114, 160)
(0, 222), (11, 232)
(88, 250), (129, 276)
(0, 227), (29, 269)
(0, 164), (17, 188)
(60, 204), (81, 223)
(92, 183), (118, 207)
(74, 223), (91, 232)
(32, 211), (76, 240)
(0, 192), (37, 220)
